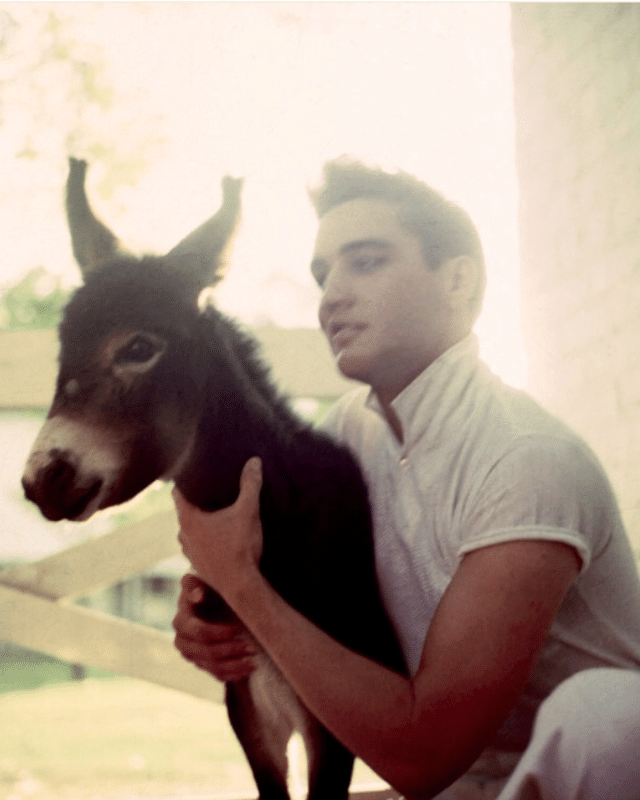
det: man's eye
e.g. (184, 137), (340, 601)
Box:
(351, 254), (386, 272)
(115, 335), (161, 365)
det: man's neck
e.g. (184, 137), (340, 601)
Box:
(371, 330), (475, 443)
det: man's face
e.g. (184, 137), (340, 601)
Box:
(311, 198), (455, 403)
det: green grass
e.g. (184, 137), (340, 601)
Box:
(0, 677), (256, 799)
(0, 652), (114, 694)
(0, 675), (382, 799)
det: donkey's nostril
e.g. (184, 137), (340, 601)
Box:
(66, 476), (103, 521)
(22, 452), (103, 521)
(34, 453), (78, 498)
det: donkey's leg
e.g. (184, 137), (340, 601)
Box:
(226, 679), (293, 800)
(304, 722), (355, 800)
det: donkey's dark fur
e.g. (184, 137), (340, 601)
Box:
(22, 159), (405, 800)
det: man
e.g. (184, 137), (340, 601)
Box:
(173, 160), (640, 799)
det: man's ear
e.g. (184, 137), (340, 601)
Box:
(441, 256), (480, 311)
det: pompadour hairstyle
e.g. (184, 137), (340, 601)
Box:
(309, 158), (486, 319)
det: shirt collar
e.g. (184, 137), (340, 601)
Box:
(365, 334), (481, 448)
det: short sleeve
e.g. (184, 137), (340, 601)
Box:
(457, 435), (617, 572)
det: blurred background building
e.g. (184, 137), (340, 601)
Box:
(512, 3), (640, 552)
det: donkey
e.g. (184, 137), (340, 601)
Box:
(22, 158), (405, 800)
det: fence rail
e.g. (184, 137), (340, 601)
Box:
(0, 328), (400, 798)
(0, 327), (355, 697)
(0, 327), (356, 409)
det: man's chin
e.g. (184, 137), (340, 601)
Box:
(335, 351), (370, 385)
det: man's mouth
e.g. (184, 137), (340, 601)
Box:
(328, 322), (365, 351)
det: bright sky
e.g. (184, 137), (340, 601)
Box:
(2, 2), (526, 385)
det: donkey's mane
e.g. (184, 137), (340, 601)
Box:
(199, 305), (307, 437)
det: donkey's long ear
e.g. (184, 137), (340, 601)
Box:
(167, 176), (243, 292)
(66, 158), (124, 279)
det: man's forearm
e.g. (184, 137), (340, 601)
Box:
(174, 467), (517, 797)
(227, 567), (454, 799)
(176, 472), (577, 799)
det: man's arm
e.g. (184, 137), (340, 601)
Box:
(175, 460), (580, 799)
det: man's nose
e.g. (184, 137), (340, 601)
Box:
(318, 267), (354, 324)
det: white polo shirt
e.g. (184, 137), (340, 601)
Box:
(321, 334), (640, 749)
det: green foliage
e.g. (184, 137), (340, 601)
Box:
(0, 6), (166, 190)
(0, 649), (113, 694)
(0, 267), (71, 330)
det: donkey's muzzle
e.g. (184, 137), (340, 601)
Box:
(22, 451), (103, 521)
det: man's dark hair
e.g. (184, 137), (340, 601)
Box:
(309, 158), (486, 319)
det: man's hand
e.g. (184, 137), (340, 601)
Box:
(173, 574), (260, 682)
(173, 456), (264, 603)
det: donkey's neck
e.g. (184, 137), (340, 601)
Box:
(174, 312), (302, 511)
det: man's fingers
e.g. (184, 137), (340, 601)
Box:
(208, 661), (256, 683)
(175, 636), (257, 682)
(181, 574), (207, 604)
(174, 458), (261, 536)
(235, 457), (263, 511)
(174, 629), (257, 658)
(176, 575), (209, 611)
(180, 573), (204, 592)
(172, 486), (189, 523)
(197, 656), (257, 683)
(173, 609), (252, 645)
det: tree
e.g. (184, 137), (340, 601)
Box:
(0, 7), (168, 302)
(0, 267), (71, 330)
(0, 6), (166, 179)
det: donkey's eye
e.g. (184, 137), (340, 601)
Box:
(114, 335), (163, 366)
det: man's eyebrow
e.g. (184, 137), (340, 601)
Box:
(339, 238), (392, 255)
(310, 238), (392, 270)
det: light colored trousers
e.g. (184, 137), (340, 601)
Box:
(433, 668), (640, 800)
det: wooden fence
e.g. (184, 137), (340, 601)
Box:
(0, 328), (403, 799)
